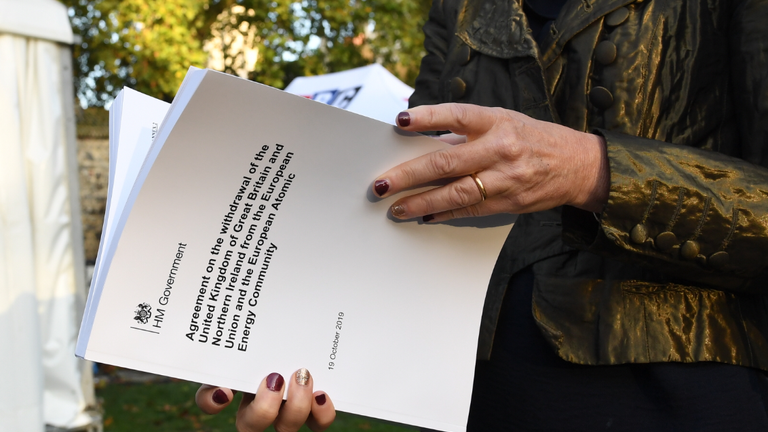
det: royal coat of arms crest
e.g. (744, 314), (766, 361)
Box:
(134, 302), (152, 324)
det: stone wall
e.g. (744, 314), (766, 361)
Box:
(76, 108), (109, 263)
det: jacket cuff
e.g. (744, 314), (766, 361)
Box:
(563, 129), (768, 291)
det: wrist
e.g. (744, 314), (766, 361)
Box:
(570, 133), (609, 213)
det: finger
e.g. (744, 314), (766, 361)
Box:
(389, 174), (488, 219)
(396, 104), (500, 137)
(273, 368), (314, 432)
(306, 392), (336, 432)
(373, 142), (492, 199)
(196, 384), (236, 415)
(236, 372), (286, 432)
(424, 196), (514, 223)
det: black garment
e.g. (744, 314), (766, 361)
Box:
(523, 0), (567, 44)
(465, 268), (768, 431)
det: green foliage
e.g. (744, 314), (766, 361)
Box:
(62, 0), (431, 107)
(62, 0), (210, 105)
(97, 379), (417, 432)
(288, 0), (432, 86)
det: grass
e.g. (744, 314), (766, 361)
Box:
(97, 379), (418, 432)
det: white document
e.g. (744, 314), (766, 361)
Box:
(77, 69), (514, 432)
(84, 89), (171, 324)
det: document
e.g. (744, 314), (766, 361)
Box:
(77, 68), (515, 432)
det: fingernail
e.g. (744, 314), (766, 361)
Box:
(391, 204), (406, 217)
(396, 111), (411, 127)
(266, 372), (284, 392)
(422, 214), (434, 223)
(374, 179), (389, 196)
(296, 368), (310, 386)
(315, 393), (327, 405)
(212, 389), (229, 405)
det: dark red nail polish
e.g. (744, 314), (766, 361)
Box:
(397, 111), (411, 127)
(422, 214), (435, 223)
(315, 393), (327, 406)
(266, 372), (284, 392)
(374, 179), (389, 196)
(212, 389), (229, 404)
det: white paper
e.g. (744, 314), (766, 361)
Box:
(80, 89), (171, 335)
(77, 69), (515, 432)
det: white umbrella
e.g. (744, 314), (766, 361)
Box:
(285, 63), (413, 124)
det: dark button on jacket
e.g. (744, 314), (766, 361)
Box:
(655, 232), (678, 251)
(595, 40), (617, 65)
(450, 76), (467, 99)
(709, 251), (730, 270)
(458, 45), (472, 65)
(606, 6), (630, 26)
(589, 86), (614, 109)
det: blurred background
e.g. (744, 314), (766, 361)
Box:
(1, 0), (429, 430)
(65, 0), (430, 107)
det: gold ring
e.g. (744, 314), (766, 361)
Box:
(470, 173), (487, 202)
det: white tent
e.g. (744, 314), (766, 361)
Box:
(284, 63), (413, 124)
(0, 0), (97, 431)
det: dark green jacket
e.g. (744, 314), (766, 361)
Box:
(410, 0), (768, 369)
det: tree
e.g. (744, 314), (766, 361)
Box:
(281, 0), (432, 86)
(62, 0), (431, 107)
(63, 0), (211, 105)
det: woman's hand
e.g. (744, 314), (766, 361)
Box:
(373, 104), (610, 221)
(195, 368), (335, 432)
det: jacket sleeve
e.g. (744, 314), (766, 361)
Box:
(408, 0), (450, 108)
(562, 0), (768, 294)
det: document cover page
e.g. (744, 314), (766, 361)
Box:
(79, 70), (514, 432)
